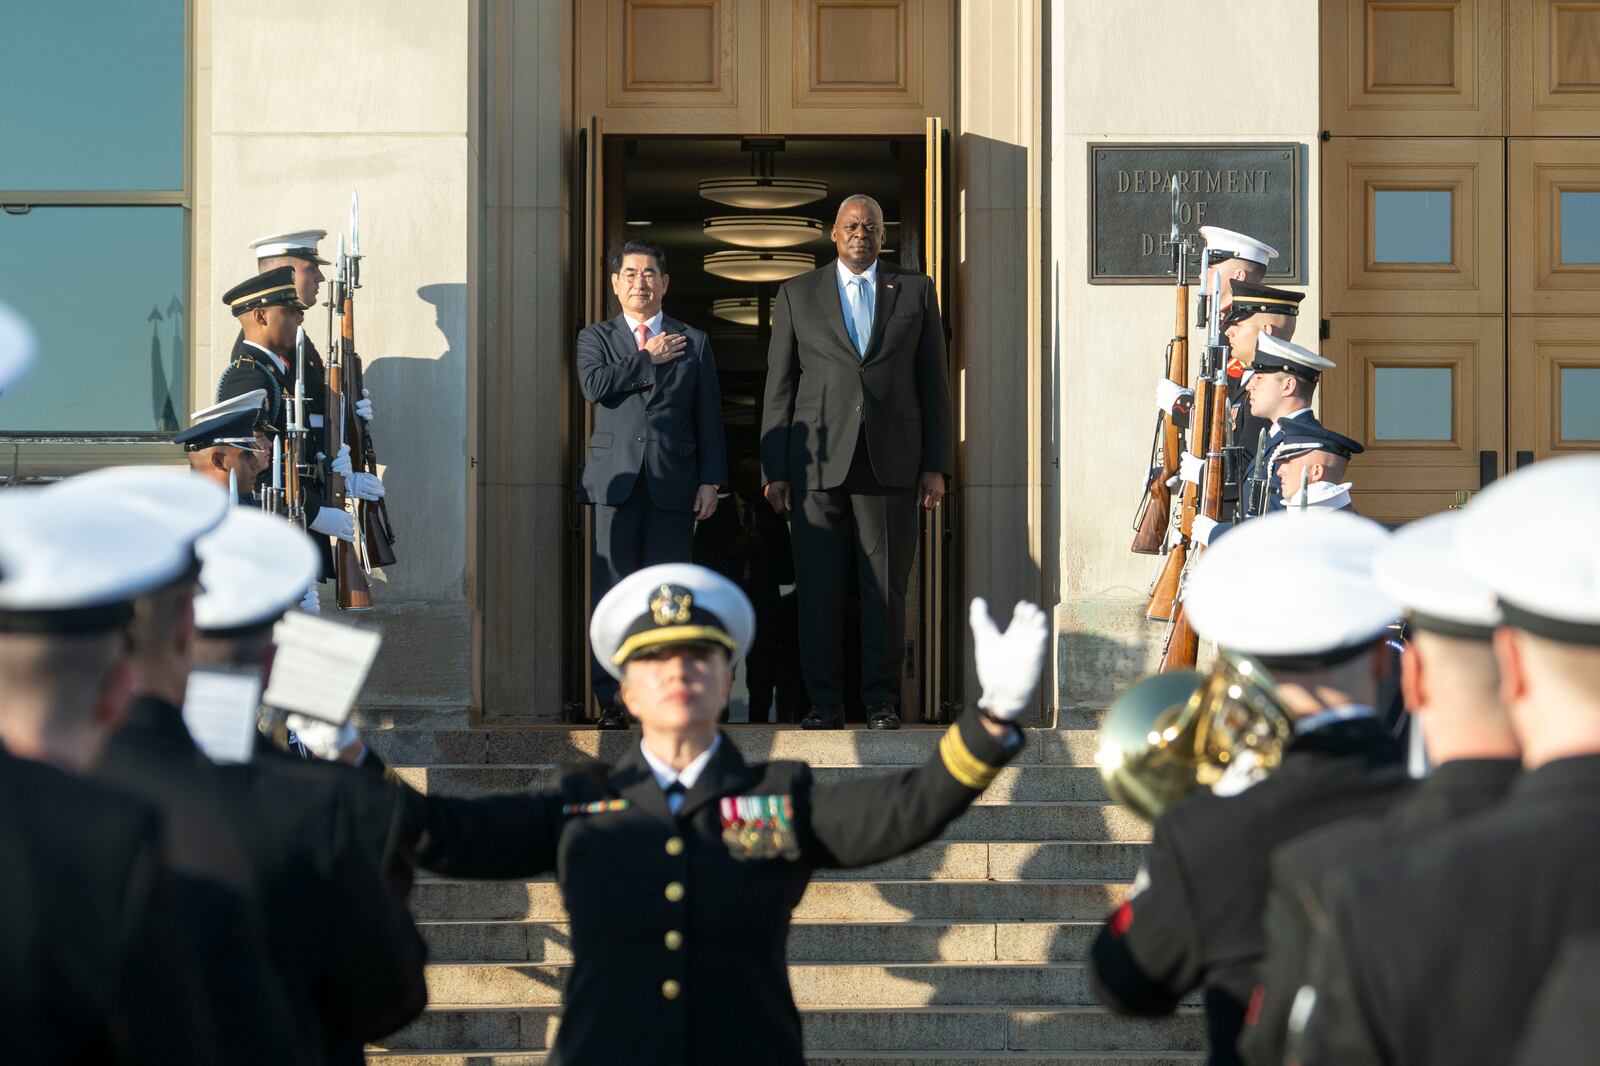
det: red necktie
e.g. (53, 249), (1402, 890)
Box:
(635, 323), (650, 350)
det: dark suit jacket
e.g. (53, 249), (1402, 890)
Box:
(761, 260), (953, 491)
(577, 314), (728, 511)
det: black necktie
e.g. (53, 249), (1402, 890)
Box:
(665, 781), (687, 814)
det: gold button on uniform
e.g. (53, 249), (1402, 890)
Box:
(661, 979), (681, 1000)
(665, 881), (685, 902)
(664, 930), (683, 951)
(665, 836), (685, 856)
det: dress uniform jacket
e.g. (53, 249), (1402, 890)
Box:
(1087, 717), (1408, 1066)
(1241, 757), (1517, 1066)
(91, 697), (306, 1066)
(1511, 930), (1600, 1065)
(1297, 754), (1600, 1066)
(1234, 408), (1320, 522)
(0, 745), (217, 1066)
(406, 711), (1020, 1066)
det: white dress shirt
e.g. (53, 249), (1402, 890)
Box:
(623, 310), (666, 345)
(641, 733), (722, 811)
(835, 258), (878, 355)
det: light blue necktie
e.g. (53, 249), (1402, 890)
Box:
(665, 780), (686, 814)
(848, 275), (872, 357)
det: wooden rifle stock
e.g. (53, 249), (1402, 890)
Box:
(1131, 283), (1191, 555)
(327, 321), (373, 612)
(1155, 368), (1228, 669)
(1144, 540), (1186, 622)
(1159, 601), (1200, 671)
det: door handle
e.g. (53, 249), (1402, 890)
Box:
(1479, 451), (1498, 489)
(1516, 450), (1535, 471)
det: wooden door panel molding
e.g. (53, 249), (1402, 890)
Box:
(1323, 315), (1505, 521)
(769, 0), (951, 134)
(1509, 138), (1600, 312)
(1322, 0), (1504, 135)
(1508, 0), (1600, 134)
(1323, 137), (1504, 313)
(1509, 316), (1600, 459)
(577, 0), (761, 133)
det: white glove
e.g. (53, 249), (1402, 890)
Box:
(346, 471), (385, 501)
(1156, 379), (1194, 416)
(355, 389), (373, 421)
(1178, 453), (1205, 486)
(1192, 514), (1218, 547)
(329, 443), (353, 479)
(286, 714), (361, 762)
(969, 597), (1050, 722)
(310, 506), (355, 542)
(299, 586), (321, 613)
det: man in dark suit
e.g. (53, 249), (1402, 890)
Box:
(578, 239), (728, 729)
(760, 194), (953, 731)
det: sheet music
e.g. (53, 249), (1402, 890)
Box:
(182, 667), (263, 765)
(262, 612), (383, 725)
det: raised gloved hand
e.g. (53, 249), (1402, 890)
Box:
(329, 443), (353, 479)
(1192, 514), (1218, 547)
(286, 714), (363, 763)
(969, 598), (1050, 722)
(355, 388), (373, 422)
(1156, 378), (1194, 416)
(299, 585), (321, 613)
(346, 471), (384, 501)
(309, 506), (355, 542)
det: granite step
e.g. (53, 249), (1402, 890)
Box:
(374, 1005), (1204, 1053)
(418, 918), (1108, 964)
(369, 1054), (1203, 1065)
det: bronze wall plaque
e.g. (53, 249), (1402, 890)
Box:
(1088, 143), (1302, 284)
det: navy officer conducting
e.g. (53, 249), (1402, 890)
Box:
(578, 240), (728, 730)
(402, 563), (1048, 1066)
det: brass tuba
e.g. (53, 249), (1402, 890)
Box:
(1095, 652), (1295, 822)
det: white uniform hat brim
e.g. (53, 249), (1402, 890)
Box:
(1457, 455), (1600, 637)
(0, 489), (192, 613)
(1255, 331), (1336, 372)
(0, 303), (38, 397)
(590, 562), (756, 681)
(1374, 510), (1500, 632)
(1185, 510), (1400, 657)
(249, 230), (331, 265)
(191, 389), (268, 424)
(49, 467), (230, 548)
(1199, 225), (1279, 267)
(194, 509), (322, 632)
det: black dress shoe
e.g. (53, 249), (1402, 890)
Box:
(866, 703), (901, 730)
(596, 699), (630, 730)
(800, 705), (844, 730)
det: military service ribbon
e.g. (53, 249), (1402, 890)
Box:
(720, 794), (800, 861)
(561, 798), (631, 816)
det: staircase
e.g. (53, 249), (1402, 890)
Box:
(362, 722), (1203, 1065)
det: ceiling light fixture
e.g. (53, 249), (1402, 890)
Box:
(703, 215), (824, 249)
(710, 298), (768, 326)
(703, 251), (814, 283)
(699, 176), (828, 210)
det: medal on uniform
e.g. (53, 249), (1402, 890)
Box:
(720, 793), (799, 861)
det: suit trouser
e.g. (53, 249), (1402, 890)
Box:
(590, 474), (696, 703)
(792, 437), (917, 709)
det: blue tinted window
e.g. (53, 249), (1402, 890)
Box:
(1559, 191), (1600, 265)
(1373, 190), (1453, 264)
(0, 0), (185, 190)
(1373, 367), (1453, 441)
(1561, 368), (1600, 442)
(0, 207), (187, 432)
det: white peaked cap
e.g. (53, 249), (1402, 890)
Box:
(1186, 510), (1399, 658)
(1374, 510), (1500, 635)
(0, 489), (190, 620)
(50, 466), (230, 548)
(1199, 225), (1279, 267)
(1457, 455), (1600, 645)
(1255, 332), (1336, 373)
(590, 563), (756, 681)
(0, 302), (37, 396)
(248, 229), (330, 265)
(194, 509), (321, 633)
(191, 388), (268, 424)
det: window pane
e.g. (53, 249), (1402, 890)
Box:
(0, 0), (184, 190)
(1372, 189), (1453, 264)
(1561, 367), (1600, 442)
(1559, 191), (1600, 265)
(0, 207), (187, 433)
(1373, 367), (1452, 440)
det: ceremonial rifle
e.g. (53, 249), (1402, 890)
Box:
(1131, 177), (1195, 555)
(338, 191), (398, 570)
(284, 327), (308, 528)
(1243, 428), (1271, 520)
(327, 232), (373, 611)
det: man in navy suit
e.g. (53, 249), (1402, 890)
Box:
(578, 239), (728, 728)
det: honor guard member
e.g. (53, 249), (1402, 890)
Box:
(1088, 511), (1411, 1066)
(397, 562), (1046, 1066)
(174, 391), (272, 504)
(1292, 455), (1600, 1066)
(1220, 280), (1305, 472)
(1198, 225), (1278, 314)
(188, 508), (429, 1056)
(0, 320), (219, 1066)
(1194, 420), (1365, 547)
(1245, 510), (1519, 1066)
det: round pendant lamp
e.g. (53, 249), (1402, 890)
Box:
(703, 215), (825, 249)
(699, 177), (828, 210)
(703, 251), (814, 283)
(710, 298), (769, 326)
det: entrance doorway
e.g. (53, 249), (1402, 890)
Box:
(568, 130), (957, 726)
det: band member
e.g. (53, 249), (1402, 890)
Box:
(1292, 455), (1600, 1066)
(1511, 932), (1600, 1065)
(578, 239), (728, 729)
(398, 562), (1046, 1065)
(1245, 510), (1518, 1066)
(1088, 511), (1411, 1066)
(760, 193), (954, 730)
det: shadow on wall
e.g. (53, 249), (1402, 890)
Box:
(360, 283), (468, 602)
